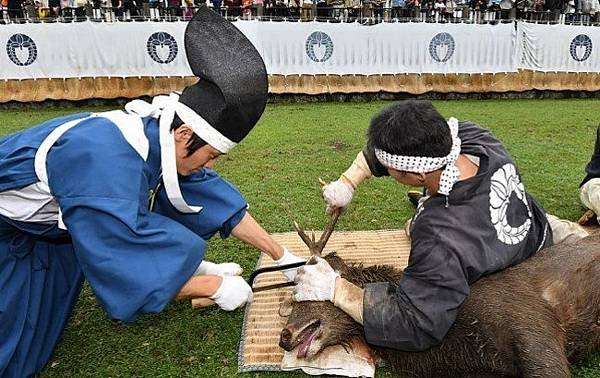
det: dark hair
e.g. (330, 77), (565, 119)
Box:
(367, 100), (452, 158)
(171, 114), (207, 157)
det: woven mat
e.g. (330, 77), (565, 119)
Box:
(238, 229), (411, 373)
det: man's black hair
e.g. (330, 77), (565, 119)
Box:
(171, 114), (208, 157)
(367, 100), (451, 158)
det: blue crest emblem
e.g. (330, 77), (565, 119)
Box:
(6, 34), (37, 66)
(147, 32), (178, 64)
(570, 34), (592, 62)
(305, 31), (334, 63)
(429, 32), (455, 63)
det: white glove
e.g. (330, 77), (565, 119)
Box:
(322, 151), (372, 214)
(322, 179), (355, 214)
(210, 275), (253, 311)
(274, 248), (305, 281)
(193, 260), (243, 276)
(293, 256), (339, 302)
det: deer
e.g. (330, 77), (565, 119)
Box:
(279, 212), (600, 378)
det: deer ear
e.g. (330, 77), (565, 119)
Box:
(279, 294), (293, 317)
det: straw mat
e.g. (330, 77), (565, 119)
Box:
(238, 229), (411, 373)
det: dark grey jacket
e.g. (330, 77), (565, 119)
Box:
(581, 123), (600, 187)
(362, 121), (552, 352)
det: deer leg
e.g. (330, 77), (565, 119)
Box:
(514, 329), (571, 378)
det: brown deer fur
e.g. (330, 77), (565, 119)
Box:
(279, 233), (600, 378)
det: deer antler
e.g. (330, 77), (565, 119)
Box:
(294, 208), (341, 257)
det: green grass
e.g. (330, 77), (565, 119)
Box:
(2, 99), (600, 377)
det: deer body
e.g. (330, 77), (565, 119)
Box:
(280, 232), (600, 378)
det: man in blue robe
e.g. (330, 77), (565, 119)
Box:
(0, 8), (303, 377)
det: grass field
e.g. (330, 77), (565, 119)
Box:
(2, 99), (600, 377)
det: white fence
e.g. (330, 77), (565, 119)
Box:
(1, 20), (599, 80)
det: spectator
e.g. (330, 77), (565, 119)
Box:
(530, 0), (544, 19)
(122, 0), (138, 18)
(90, 0), (101, 17)
(345, 0), (359, 20)
(544, 0), (562, 21)
(254, 0), (262, 16)
(242, 0), (252, 17)
(48, 0), (60, 16)
(183, 0), (193, 19)
(316, 0), (329, 19)
(445, 0), (458, 18)
(592, 0), (599, 21)
(23, 0), (37, 20)
(7, 0), (24, 20)
(211, 0), (222, 14)
(407, 0), (420, 18)
(61, 0), (74, 19)
(138, 0), (148, 17)
(499, 0), (513, 18)
(224, 0), (241, 17)
(148, 0), (158, 17)
(73, 0), (87, 18)
(166, 0), (181, 19)
(372, 0), (384, 20)
(579, 0), (598, 21)
(487, 0), (501, 15)
(470, 0), (485, 21)
(391, 0), (405, 18)
(433, 0), (446, 17)
(288, 0), (300, 17)
(107, 0), (122, 20)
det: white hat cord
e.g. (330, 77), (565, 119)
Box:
(374, 117), (462, 196)
(125, 94), (236, 213)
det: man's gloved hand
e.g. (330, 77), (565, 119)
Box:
(322, 151), (372, 214)
(210, 275), (253, 311)
(194, 260), (243, 276)
(293, 256), (339, 302)
(275, 248), (305, 281)
(322, 179), (355, 214)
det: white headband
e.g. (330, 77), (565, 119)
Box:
(125, 94), (236, 213)
(375, 117), (461, 196)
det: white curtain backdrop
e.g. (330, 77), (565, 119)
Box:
(1, 20), (516, 79)
(517, 21), (600, 72)
(235, 21), (517, 75)
(1, 22), (191, 79)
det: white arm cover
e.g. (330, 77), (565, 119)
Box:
(194, 260), (243, 276)
(341, 150), (372, 189)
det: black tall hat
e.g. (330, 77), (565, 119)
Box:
(178, 7), (268, 151)
(124, 8), (268, 214)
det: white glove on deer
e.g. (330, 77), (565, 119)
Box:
(275, 248), (305, 281)
(322, 151), (372, 213)
(193, 260), (243, 276)
(210, 275), (253, 311)
(293, 256), (339, 302)
(322, 179), (355, 214)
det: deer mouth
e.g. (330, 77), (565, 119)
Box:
(296, 320), (322, 359)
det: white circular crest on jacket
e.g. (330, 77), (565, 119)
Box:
(489, 163), (532, 245)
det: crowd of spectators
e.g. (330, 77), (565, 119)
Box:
(0, 0), (598, 24)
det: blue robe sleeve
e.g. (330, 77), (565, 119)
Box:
(45, 118), (204, 322)
(363, 235), (470, 351)
(153, 168), (247, 241)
